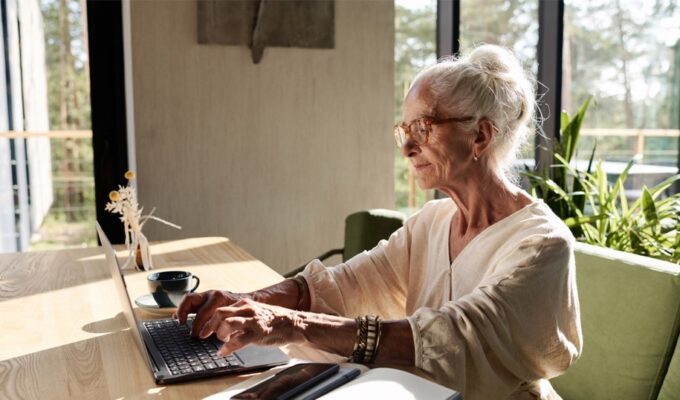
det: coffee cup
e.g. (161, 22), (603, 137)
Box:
(147, 270), (200, 308)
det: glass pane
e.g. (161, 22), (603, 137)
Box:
(394, 0), (437, 214)
(460, 0), (539, 71)
(459, 0), (539, 160)
(35, 0), (95, 250)
(0, 0), (94, 253)
(564, 0), (680, 197)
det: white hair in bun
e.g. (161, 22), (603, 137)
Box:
(411, 44), (536, 183)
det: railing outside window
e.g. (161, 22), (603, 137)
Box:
(0, 130), (95, 251)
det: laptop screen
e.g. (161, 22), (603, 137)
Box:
(95, 222), (154, 369)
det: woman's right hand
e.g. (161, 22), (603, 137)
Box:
(173, 290), (248, 337)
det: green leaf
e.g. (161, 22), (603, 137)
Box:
(564, 214), (608, 227)
(641, 187), (658, 226)
(551, 163), (568, 192)
(582, 224), (602, 245)
(605, 160), (633, 217)
(619, 184), (629, 214)
(586, 141), (597, 174)
(572, 173), (587, 213)
(629, 230), (643, 253)
(562, 96), (593, 163)
(552, 154), (598, 193)
(647, 174), (680, 200)
(594, 163), (608, 234)
(560, 111), (570, 133)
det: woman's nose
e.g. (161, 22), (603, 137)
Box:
(400, 138), (421, 158)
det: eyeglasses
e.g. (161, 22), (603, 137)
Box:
(393, 116), (475, 147)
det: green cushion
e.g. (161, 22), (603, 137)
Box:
(658, 336), (680, 400)
(551, 243), (680, 400)
(342, 209), (405, 261)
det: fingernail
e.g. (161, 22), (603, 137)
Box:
(198, 326), (209, 339)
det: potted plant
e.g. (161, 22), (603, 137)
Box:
(522, 98), (680, 263)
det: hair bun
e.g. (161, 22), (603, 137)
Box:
(467, 44), (521, 76)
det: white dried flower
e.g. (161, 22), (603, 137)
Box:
(104, 171), (181, 270)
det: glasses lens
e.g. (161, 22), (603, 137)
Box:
(410, 119), (428, 144)
(394, 126), (406, 147)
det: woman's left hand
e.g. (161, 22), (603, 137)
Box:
(197, 298), (307, 356)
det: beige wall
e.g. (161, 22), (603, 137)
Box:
(130, 0), (395, 273)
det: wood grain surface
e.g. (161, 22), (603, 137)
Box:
(0, 237), (340, 400)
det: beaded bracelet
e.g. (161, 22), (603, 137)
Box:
(363, 315), (382, 363)
(348, 315), (382, 364)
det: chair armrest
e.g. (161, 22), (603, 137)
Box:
(284, 248), (344, 278)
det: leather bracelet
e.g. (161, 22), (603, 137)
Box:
(372, 316), (383, 362)
(348, 316), (367, 363)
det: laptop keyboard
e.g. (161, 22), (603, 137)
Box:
(144, 319), (241, 376)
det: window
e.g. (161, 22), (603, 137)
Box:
(394, 0), (437, 214)
(563, 0), (680, 197)
(430, 0), (679, 203)
(0, 0), (94, 252)
(38, 0), (94, 250)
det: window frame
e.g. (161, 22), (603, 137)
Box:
(87, 0), (130, 244)
(436, 0), (679, 194)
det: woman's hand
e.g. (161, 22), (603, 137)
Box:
(173, 290), (248, 337)
(197, 298), (306, 356)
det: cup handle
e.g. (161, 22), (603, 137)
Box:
(190, 275), (200, 292)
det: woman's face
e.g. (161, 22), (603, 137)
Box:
(400, 82), (477, 191)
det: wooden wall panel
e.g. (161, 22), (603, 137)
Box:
(130, 0), (395, 273)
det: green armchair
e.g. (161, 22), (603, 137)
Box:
(551, 242), (680, 400)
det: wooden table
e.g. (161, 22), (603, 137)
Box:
(0, 237), (341, 399)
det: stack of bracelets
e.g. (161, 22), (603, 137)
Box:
(348, 315), (382, 364)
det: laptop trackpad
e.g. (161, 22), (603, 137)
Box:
(187, 316), (288, 366)
(235, 345), (289, 366)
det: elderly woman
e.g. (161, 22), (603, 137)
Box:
(175, 44), (582, 400)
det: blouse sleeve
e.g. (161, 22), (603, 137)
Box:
(407, 234), (582, 400)
(298, 214), (415, 319)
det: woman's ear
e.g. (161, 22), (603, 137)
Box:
(473, 118), (496, 158)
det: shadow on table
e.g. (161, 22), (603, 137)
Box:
(81, 312), (127, 334)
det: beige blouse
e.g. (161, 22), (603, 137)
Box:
(300, 198), (583, 399)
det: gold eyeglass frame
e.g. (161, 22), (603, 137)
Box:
(393, 116), (475, 147)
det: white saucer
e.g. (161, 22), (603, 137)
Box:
(135, 294), (177, 317)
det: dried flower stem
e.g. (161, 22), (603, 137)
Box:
(105, 171), (181, 270)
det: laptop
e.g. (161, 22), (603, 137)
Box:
(95, 222), (289, 384)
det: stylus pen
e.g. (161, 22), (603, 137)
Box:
(299, 367), (362, 400)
